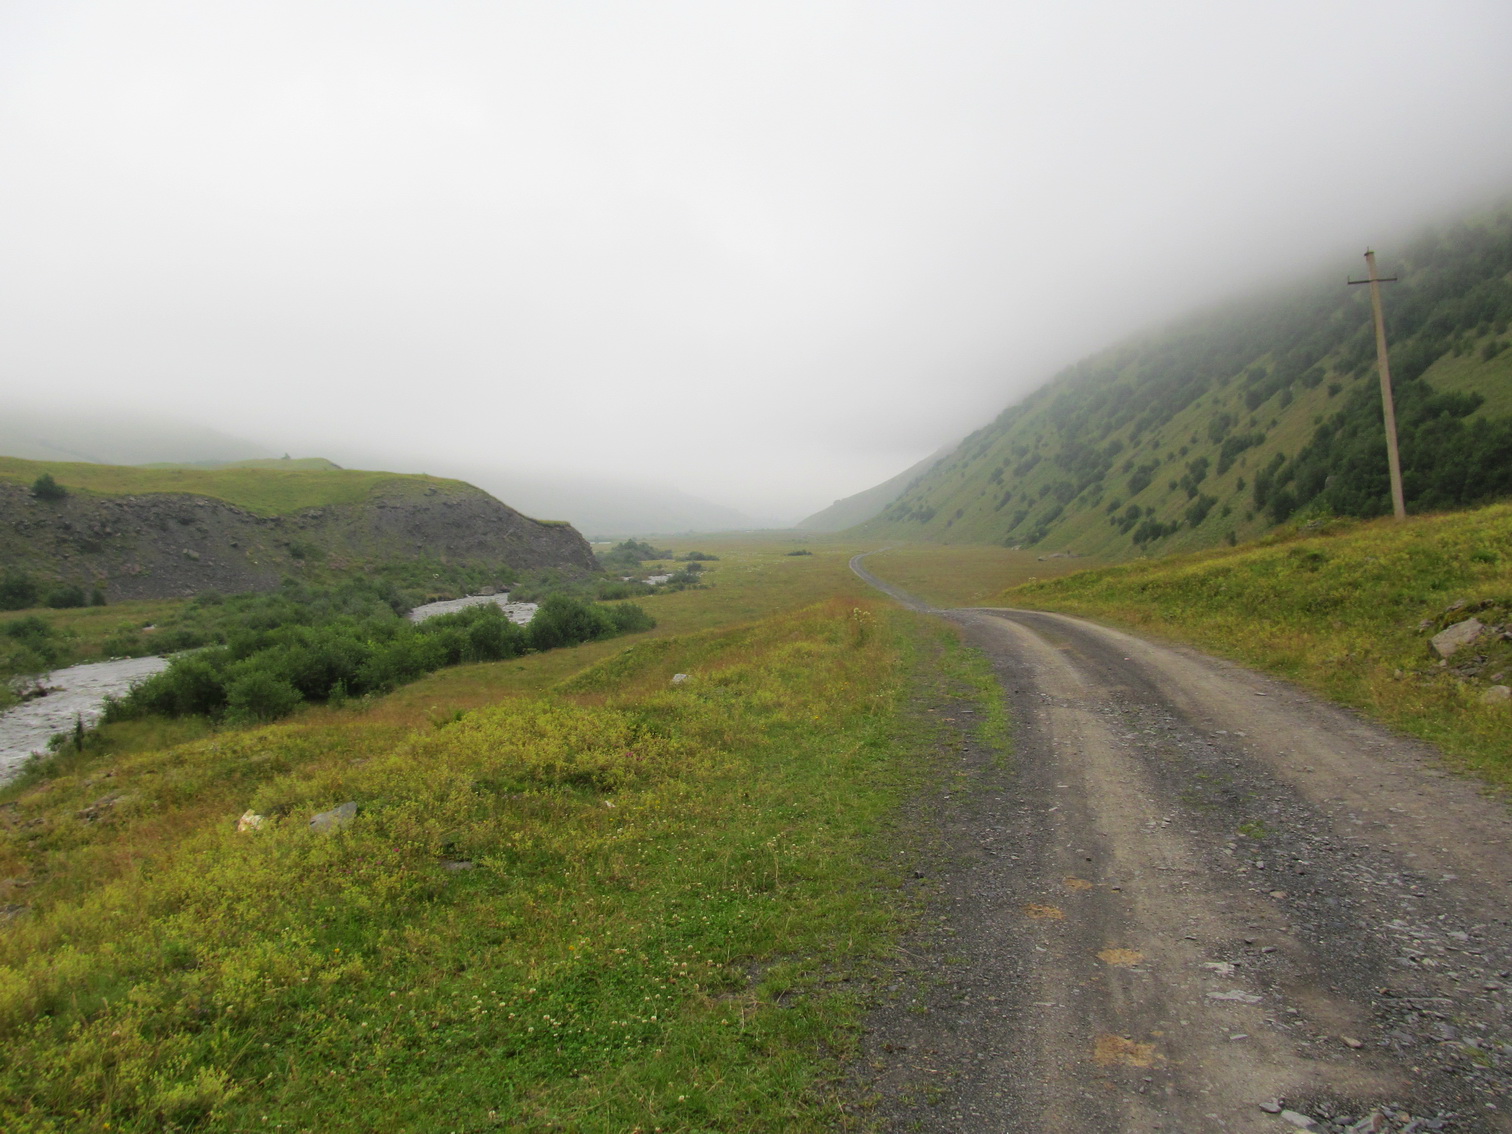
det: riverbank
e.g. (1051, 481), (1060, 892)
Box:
(0, 656), (169, 781)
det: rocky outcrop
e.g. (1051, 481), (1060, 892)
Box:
(0, 480), (595, 601)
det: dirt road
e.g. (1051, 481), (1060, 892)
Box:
(850, 556), (1512, 1133)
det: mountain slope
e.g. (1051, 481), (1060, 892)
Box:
(796, 447), (952, 532)
(0, 457), (594, 601)
(855, 205), (1512, 556)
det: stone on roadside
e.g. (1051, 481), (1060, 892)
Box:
(1207, 989), (1262, 1004)
(236, 810), (265, 832)
(1430, 618), (1483, 659)
(310, 801), (359, 832)
(1479, 685), (1510, 705)
(1280, 1110), (1320, 1131)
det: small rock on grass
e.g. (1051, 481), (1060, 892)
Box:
(310, 801), (358, 832)
(1430, 618), (1483, 659)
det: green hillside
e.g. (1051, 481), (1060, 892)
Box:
(857, 204), (1512, 556)
(995, 501), (1512, 785)
(0, 456), (459, 517)
(140, 456), (344, 472)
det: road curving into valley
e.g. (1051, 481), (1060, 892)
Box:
(850, 553), (1512, 1134)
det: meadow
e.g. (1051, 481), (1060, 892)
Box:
(0, 540), (1007, 1132)
(992, 502), (1512, 786)
(854, 544), (1088, 608)
(0, 457), (469, 517)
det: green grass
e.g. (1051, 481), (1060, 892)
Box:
(1421, 340), (1512, 420)
(0, 571), (1002, 1132)
(0, 599), (191, 708)
(859, 544), (1091, 608)
(350, 538), (881, 721)
(0, 456), (469, 517)
(141, 458), (344, 472)
(995, 501), (1512, 786)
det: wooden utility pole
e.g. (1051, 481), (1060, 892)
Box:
(1348, 250), (1406, 520)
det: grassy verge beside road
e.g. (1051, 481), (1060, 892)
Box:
(857, 545), (1090, 608)
(995, 502), (1512, 787)
(0, 579), (1004, 1131)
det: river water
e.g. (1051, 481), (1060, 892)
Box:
(0, 656), (169, 783)
(406, 594), (538, 624)
(0, 597), (539, 784)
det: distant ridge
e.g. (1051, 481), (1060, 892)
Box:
(795, 447), (953, 532)
(142, 457), (344, 471)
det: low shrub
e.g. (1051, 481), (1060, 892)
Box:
(111, 594), (653, 726)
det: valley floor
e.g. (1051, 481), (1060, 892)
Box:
(851, 557), (1512, 1133)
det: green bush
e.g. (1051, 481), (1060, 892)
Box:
(1, 616), (62, 675)
(225, 667), (303, 723)
(46, 585), (87, 609)
(596, 539), (673, 570)
(526, 594), (615, 651)
(30, 472), (67, 501)
(0, 574), (39, 612)
(109, 589), (651, 725)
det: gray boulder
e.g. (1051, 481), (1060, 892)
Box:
(310, 801), (359, 832)
(1430, 617), (1484, 659)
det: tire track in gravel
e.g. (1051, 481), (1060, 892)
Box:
(849, 555), (1512, 1134)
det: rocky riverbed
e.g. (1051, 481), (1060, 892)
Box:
(0, 657), (168, 783)
(406, 593), (538, 624)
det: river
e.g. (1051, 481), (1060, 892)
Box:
(0, 656), (169, 783)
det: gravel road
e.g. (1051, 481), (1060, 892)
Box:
(850, 555), (1512, 1134)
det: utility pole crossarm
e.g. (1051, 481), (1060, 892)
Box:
(1346, 250), (1407, 521)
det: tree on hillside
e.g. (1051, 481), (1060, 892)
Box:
(31, 473), (67, 501)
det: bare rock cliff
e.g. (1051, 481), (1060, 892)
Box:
(0, 481), (596, 600)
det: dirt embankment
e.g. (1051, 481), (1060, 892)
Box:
(0, 482), (596, 600)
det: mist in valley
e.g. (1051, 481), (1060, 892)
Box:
(2, 1), (1510, 528)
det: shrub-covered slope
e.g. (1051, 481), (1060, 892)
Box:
(856, 205), (1512, 555)
(0, 597), (983, 1132)
(0, 457), (595, 602)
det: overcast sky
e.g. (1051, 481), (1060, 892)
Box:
(3, 1), (1511, 522)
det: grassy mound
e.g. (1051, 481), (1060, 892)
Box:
(999, 502), (1512, 784)
(0, 596), (990, 1131)
(0, 456), (466, 517)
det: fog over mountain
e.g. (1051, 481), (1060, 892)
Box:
(0, 402), (766, 536)
(2, 1), (1510, 521)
